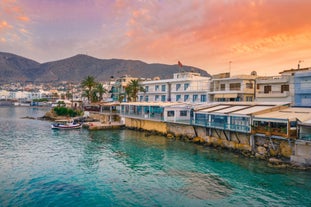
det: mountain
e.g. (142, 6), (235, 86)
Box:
(0, 52), (41, 82)
(0, 52), (211, 83)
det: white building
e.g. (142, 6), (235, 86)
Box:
(0, 90), (9, 99)
(210, 73), (256, 102)
(138, 72), (211, 103)
(255, 75), (293, 103)
(255, 67), (311, 106)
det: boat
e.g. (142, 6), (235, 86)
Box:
(51, 119), (82, 130)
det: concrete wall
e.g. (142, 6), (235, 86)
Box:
(125, 118), (167, 134)
(124, 117), (299, 164)
(291, 140), (311, 165)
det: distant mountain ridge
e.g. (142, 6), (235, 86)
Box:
(0, 52), (211, 83)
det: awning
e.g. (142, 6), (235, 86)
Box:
(214, 94), (237, 99)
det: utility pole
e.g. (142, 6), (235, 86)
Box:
(229, 61), (232, 76)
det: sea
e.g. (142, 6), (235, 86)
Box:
(0, 106), (310, 207)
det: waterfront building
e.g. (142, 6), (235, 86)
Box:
(138, 72), (211, 103)
(255, 67), (311, 105)
(252, 107), (311, 138)
(121, 102), (190, 122)
(293, 70), (311, 107)
(255, 75), (293, 104)
(209, 73), (256, 102)
(298, 119), (311, 141)
(192, 102), (289, 135)
(110, 75), (138, 102)
(0, 90), (9, 99)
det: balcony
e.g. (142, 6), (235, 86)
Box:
(256, 77), (289, 84)
(256, 91), (289, 98)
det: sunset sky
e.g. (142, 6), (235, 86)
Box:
(1, 0), (311, 76)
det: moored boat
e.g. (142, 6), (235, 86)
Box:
(51, 119), (82, 130)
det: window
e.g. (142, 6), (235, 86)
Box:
(167, 111), (175, 117)
(200, 95), (207, 102)
(161, 95), (166, 101)
(180, 110), (187, 116)
(155, 95), (159, 101)
(145, 86), (149, 92)
(230, 83), (241, 91)
(246, 96), (253, 101)
(176, 94), (181, 101)
(161, 85), (166, 92)
(184, 95), (189, 101)
(184, 83), (189, 91)
(220, 84), (225, 90)
(176, 84), (181, 91)
(155, 85), (159, 91)
(246, 82), (253, 89)
(139, 96), (143, 102)
(193, 94), (198, 102)
(264, 85), (271, 93)
(281, 84), (289, 93)
(145, 96), (149, 102)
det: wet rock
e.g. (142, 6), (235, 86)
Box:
(269, 157), (282, 165)
(167, 133), (174, 139)
(21, 116), (36, 119)
(257, 146), (267, 155)
(280, 142), (292, 158)
(255, 153), (265, 159)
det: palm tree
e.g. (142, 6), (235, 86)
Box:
(125, 79), (145, 102)
(95, 83), (107, 102)
(81, 76), (97, 102)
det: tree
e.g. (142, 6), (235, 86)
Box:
(81, 76), (97, 102)
(125, 79), (145, 102)
(95, 83), (107, 102)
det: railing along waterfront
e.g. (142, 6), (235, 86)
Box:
(193, 120), (250, 133)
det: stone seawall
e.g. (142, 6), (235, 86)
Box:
(125, 117), (308, 169)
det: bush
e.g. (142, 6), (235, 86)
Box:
(53, 107), (81, 117)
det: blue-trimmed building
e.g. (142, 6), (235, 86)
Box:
(294, 71), (311, 107)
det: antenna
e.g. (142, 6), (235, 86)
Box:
(229, 61), (232, 76)
(298, 60), (303, 69)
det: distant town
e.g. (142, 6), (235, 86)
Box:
(0, 65), (310, 108)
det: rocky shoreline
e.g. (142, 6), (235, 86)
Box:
(130, 127), (311, 171)
(25, 111), (310, 171)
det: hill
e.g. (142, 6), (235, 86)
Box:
(0, 52), (210, 83)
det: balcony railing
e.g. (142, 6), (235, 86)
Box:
(193, 120), (250, 133)
(256, 91), (289, 98)
(251, 126), (297, 138)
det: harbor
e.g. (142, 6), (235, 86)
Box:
(1, 106), (311, 207)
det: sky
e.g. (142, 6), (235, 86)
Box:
(1, 0), (311, 76)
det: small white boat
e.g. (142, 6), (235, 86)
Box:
(51, 119), (82, 130)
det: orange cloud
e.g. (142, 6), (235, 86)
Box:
(0, 20), (12, 30)
(18, 16), (29, 22)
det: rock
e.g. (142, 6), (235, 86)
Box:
(280, 142), (292, 158)
(193, 137), (205, 143)
(269, 148), (279, 156)
(255, 153), (265, 159)
(257, 146), (267, 155)
(269, 157), (282, 165)
(167, 133), (175, 139)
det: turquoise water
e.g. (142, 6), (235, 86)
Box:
(0, 107), (310, 207)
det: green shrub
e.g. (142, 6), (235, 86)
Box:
(53, 107), (81, 117)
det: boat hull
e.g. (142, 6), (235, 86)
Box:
(51, 123), (82, 130)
